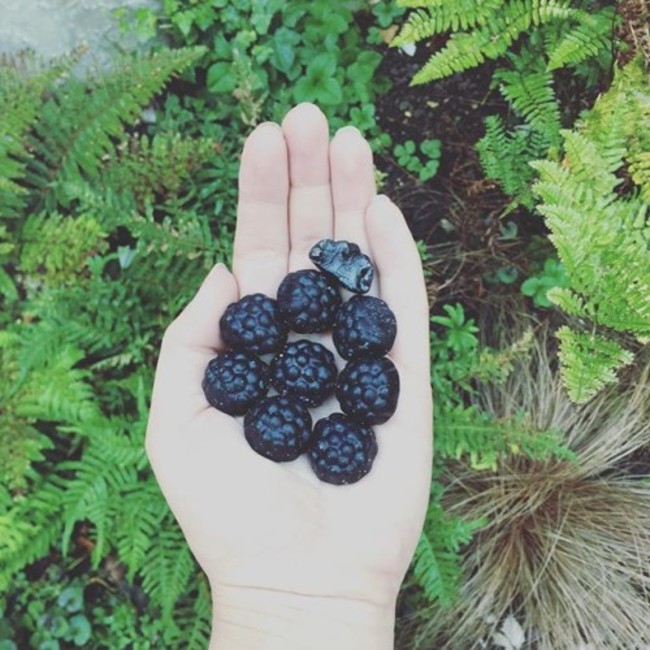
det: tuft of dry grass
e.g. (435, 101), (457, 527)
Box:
(410, 335), (650, 649)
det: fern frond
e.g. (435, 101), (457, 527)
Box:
(547, 7), (616, 70)
(477, 115), (551, 204)
(141, 523), (196, 621)
(413, 492), (486, 605)
(556, 327), (635, 403)
(409, 0), (576, 84)
(494, 65), (560, 140)
(392, 0), (503, 46)
(629, 151), (650, 203)
(27, 47), (206, 206)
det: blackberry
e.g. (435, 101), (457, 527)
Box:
(277, 270), (341, 333)
(220, 293), (287, 355)
(270, 339), (337, 407)
(336, 357), (400, 425)
(308, 413), (378, 485)
(244, 395), (313, 462)
(309, 239), (374, 294)
(333, 295), (397, 360)
(202, 351), (269, 416)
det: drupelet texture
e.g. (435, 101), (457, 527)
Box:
(270, 339), (338, 407)
(308, 413), (378, 485)
(277, 269), (341, 333)
(336, 357), (400, 425)
(332, 295), (397, 360)
(244, 395), (313, 462)
(220, 293), (287, 355)
(202, 351), (269, 416)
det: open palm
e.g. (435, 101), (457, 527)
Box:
(146, 103), (432, 642)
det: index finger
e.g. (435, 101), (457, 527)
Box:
(234, 123), (290, 296)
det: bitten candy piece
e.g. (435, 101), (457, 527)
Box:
(202, 351), (269, 416)
(333, 295), (397, 360)
(244, 395), (313, 462)
(336, 357), (400, 425)
(309, 413), (378, 485)
(309, 239), (374, 294)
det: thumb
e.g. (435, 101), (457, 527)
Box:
(147, 263), (239, 448)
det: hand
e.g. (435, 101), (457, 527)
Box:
(146, 103), (432, 649)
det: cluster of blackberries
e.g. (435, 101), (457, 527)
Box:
(202, 239), (399, 485)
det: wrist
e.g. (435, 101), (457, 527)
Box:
(209, 586), (396, 650)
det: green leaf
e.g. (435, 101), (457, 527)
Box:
(316, 77), (343, 105)
(272, 27), (300, 74)
(207, 62), (237, 94)
(68, 615), (91, 646)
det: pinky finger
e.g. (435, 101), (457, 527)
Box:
(365, 195), (430, 381)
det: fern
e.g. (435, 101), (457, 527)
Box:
(413, 486), (487, 606)
(530, 58), (650, 402)
(547, 7), (616, 70)
(555, 327), (635, 403)
(392, 0), (613, 85)
(24, 47), (206, 207)
(476, 115), (551, 206)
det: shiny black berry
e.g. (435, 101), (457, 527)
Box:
(244, 395), (313, 462)
(336, 357), (400, 425)
(220, 294), (287, 355)
(270, 339), (338, 407)
(309, 239), (374, 294)
(202, 351), (269, 416)
(308, 413), (378, 485)
(333, 295), (397, 360)
(277, 270), (342, 333)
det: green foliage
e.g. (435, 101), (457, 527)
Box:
(394, 138), (442, 181)
(0, 48), (227, 647)
(392, 0), (615, 85)
(413, 485), (487, 606)
(116, 0), (390, 135)
(0, 564), (165, 648)
(413, 301), (574, 605)
(530, 58), (650, 403)
(520, 257), (569, 307)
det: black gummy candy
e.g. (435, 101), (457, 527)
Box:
(309, 239), (374, 294)
(277, 269), (341, 333)
(244, 395), (313, 462)
(333, 295), (397, 360)
(202, 351), (269, 416)
(220, 293), (287, 355)
(309, 413), (378, 485)
(336, 357), (400, 425)
(270, 339), (338, 407)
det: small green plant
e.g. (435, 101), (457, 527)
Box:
(394, 138), (442, 181)
(520, 258), (569, 308)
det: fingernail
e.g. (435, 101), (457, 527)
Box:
(256, 121), (281, 131)
(335, 125), (362, 138)
(374, 194), (392, 204)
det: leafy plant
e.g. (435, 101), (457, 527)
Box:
(520, 257), (569, 308)
(391, 0), (616, 84)
(117, 0), (391, 133)
(531, 58), (650, 403)
(0, 47), (224, 648)
(394, 138), (442, 181)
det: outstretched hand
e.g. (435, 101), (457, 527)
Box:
(146, 103), (432, 649)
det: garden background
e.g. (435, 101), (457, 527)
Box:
(1, 0), (649, 648)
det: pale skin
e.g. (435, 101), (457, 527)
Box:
(145, 102), (433, 649)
